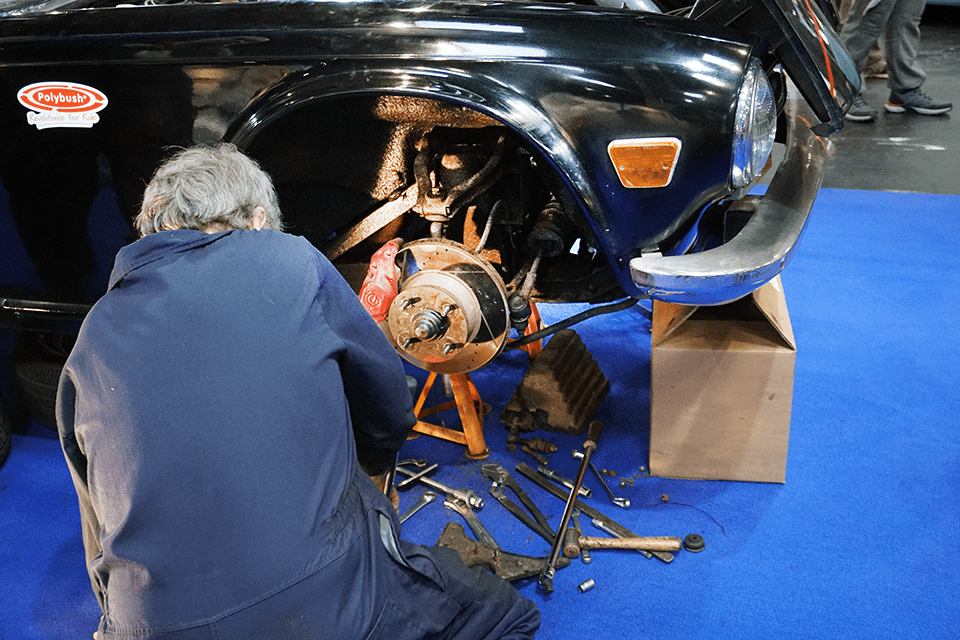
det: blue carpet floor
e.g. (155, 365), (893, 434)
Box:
(1, 188), (958, 639)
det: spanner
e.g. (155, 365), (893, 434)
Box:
(571, 509), (591, 564)
(573, 450), (630, 509)
(395, 463), (439, 489)
(399, 490), (437, 524)
(536, 464), (592, 498)
(444, 496), (501, 550)
(396, 465), (484, 509)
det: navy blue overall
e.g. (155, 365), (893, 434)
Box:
(57, 229), (540, 639)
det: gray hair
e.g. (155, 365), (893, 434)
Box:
(136, 143), (283, 236)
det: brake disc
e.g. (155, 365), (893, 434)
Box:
(386, 239), (509, 374)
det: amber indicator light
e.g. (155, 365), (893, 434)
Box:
(607, 137), (682, 189)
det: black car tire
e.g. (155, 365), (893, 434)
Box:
(11, 331), (74, 431)
(0, 392), (11, 468)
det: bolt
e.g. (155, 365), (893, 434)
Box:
(402, 337), (421, 349)
(442, 342), (462, 355)
(413, 309), (446, 340)
(522, 445), (549, 466)
(415, 322), (433, 338)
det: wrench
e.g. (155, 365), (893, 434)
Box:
(395, 463), (439, 489)
(573, 450), (630, 509)
(571, 509), (591, 564)
(399, 490), (437, 524)
(536, 464), (592, 498)
(444, 496), (501, 550)
(481, 464), (555, 543)
(396, 465), (484, 509)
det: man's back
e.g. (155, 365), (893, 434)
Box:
(58, 228), (405, 632)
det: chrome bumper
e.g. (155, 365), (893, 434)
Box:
(629, 91), (827, 305)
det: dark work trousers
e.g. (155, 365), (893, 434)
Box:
(96, 472), (540, 640)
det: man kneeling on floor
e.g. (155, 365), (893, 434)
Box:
(57, 144), (540, 640)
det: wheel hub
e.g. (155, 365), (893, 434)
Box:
(387, 239), (509, 373)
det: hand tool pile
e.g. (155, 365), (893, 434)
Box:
(392, 420), (699, 594)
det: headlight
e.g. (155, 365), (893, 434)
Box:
(731, 59), (777, 189)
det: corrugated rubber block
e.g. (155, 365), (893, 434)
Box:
(500, 329), (609, 435)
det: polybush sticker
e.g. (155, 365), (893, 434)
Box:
(17, 81), (108, 130)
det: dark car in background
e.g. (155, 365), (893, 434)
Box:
(0, 0), (856, 444)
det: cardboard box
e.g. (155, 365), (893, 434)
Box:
(650, 277), (796, 483)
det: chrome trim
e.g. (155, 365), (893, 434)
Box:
(629, 87), (826, 305)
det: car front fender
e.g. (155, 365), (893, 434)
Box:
(629, 85), (827, 305)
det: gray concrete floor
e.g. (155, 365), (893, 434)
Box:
(822, 5), (959, 194)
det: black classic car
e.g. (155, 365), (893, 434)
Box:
(0, 0), (856, 442)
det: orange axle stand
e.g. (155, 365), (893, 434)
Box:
(410, 302), (543, 458)
(412, 371), (489, 459)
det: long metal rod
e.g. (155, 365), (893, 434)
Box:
(538, 420), (603, 593)
(321, 183), (419, 260)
